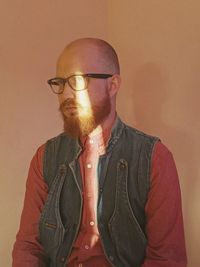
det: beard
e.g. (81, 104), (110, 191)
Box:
(59, 92), (111, 138)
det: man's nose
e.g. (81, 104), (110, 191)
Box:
(58, 84), (76, 104)
(60, 83), (75, 99)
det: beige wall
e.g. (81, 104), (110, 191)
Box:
(0, 1), (108, 266)
(107, 2), (200, 266)
(0, 1), (199, 266)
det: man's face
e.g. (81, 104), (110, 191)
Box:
(56, 44), (112, 137)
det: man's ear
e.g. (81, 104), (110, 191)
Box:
(108, 74), (121, 97)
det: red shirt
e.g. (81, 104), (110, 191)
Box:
(68, 127), (112, 266)
(12, 135), (187, 266)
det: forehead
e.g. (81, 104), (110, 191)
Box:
(56, 44), (105, 76)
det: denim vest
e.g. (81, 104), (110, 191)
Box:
(39, 118), (159, 267)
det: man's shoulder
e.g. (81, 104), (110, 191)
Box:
(45, 132), (68, 143)
(121, 120), (160, 143)
(42, 132), (77, 151)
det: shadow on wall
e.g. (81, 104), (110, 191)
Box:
(131, 62), (196, 258)
(131, 63), (168, 135)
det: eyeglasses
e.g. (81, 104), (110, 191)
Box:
(47, 73), (113, 94)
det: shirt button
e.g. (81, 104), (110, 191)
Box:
(89, 139), (94, 144)
(109, 255), (114, 261)
(84, 245), (89, 250)
(89, 221), (95, 226)
(87, 163), (92, 168)
(60, 257), (65, 262)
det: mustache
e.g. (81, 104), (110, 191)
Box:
(59, 98), (80, 111)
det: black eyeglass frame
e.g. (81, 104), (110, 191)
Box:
(47, 73), (113, 94)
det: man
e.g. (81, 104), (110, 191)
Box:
(12, 38), (187, 267)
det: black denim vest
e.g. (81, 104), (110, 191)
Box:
(39, 118), (159, 267)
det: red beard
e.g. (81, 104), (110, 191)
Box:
(59, 93), (111, 138)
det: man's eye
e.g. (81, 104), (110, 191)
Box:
(52, 80), (63, 86)
(69, 76), (86, 89)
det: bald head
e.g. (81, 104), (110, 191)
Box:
(56, 38), (120, 76)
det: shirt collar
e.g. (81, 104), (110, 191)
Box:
(80, 114), (117, 153)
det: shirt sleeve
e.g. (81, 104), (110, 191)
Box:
(141, 141), (187, 267)
(12, 145), (49, 267)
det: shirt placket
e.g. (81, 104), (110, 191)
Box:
(79, 138), (99, 259)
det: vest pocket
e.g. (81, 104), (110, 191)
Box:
(40, 220), (60, 254)
(45, 222), (57, 229)
(107, 159), (147, 266)
(108, 211), (146, 267)
(39, 165), (67, 255)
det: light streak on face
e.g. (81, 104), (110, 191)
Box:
(69, 72), (93, 119)
(76, 88), (93, 117)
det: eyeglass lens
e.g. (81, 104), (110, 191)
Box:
(50, 75), (88, 93)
